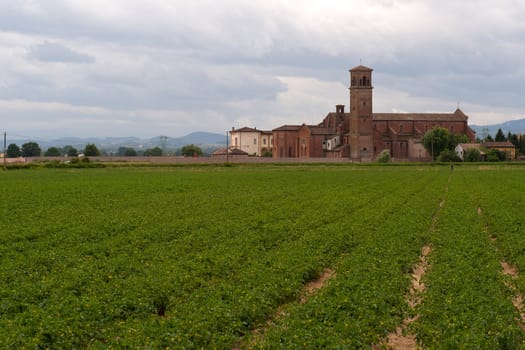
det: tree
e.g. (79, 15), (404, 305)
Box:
(144, 147), (162, 156)
(437, 149), (461, 162)
(117, 147), (137, 156)
(422, 127), (451, 160)
(449, 133), (469, 149)
(84, 144), (100, 156)
(125, 148), (137, 156)
(44, 147), (61, 157)
(63, 145), (78, 157)
(464, 148), (481, 162)
(495, 128), (506, 142)
(486, 149), (506, 162)
(6, 143), (21, 158)
(180, 144), (203, 157)
(21, 142), (41, 157)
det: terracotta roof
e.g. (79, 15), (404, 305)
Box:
(458, 143), (481, 150)
(273, 125), (302, 131)
(373, 110), (468, 122)
(482, 141), (516, 148)
(350, 65), (373, 72)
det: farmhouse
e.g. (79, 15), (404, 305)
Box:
(232, 65), (476, 161)
(456, 141), (517, 161)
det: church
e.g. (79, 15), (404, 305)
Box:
(271, 65), (476, 161)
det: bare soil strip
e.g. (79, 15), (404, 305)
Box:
(379, 180), (451, 350)
(300, 268), (336, 304)
(233, 268), (336, 349)
(477, 207), (525, 330)
(381, 245), (431, 350)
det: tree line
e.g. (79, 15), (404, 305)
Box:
(422, 127), (524, 162)
(4, 142), (204, 158)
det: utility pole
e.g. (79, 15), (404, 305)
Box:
(226, 131), (229, 163)
(3, 131), (6, 170)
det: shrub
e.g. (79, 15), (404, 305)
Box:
(377, 149), (391, 163)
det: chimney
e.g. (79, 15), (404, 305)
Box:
(336, 105), (345, 114)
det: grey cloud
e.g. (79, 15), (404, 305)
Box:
(28, 41), (95, 63)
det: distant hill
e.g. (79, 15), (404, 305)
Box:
(8, 132), (227, 155)
(471, 119), (525, 137)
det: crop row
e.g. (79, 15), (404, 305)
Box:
(0, 166), (442, 348)
(2, 165), (525, 349)
(412, 169), (523, 348)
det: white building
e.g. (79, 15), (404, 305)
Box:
(229, 127), (273, 156)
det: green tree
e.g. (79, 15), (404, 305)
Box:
(449, 134), (469, 149)
(21, 142), (41, 157)
(486, 149), (506, 162)
(84, 144), (100, 156)
(464, 148), (481, 162)
(437, 149), (460, 162)
(117, 147), (137, 156)
(144, 147), (162, 156)
(495, 128), (506, 142)
(63, 145), (78, 157)
(44, 147), (61, 156)
(423, 127), (450, 160)
(180, 144), (203, 157)
(124, 148), (137, 156)
(6, 143), (21, 158)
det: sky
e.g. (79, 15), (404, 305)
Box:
(1, 0), (525, 139)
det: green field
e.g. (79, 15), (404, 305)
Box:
(1, 164), (525, 349)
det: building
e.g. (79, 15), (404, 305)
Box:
(271, 65), (476, 160)
(229, 127), (273, 156)
(455, 143), (485, 161)
(456, 141), (517, 161)
(482, 141), (517, 160)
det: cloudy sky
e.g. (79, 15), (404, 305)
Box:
(1, 0), (525, 138)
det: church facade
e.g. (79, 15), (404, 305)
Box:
(271, 65), (476, 161)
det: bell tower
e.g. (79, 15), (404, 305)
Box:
(349, 65), (373, 160)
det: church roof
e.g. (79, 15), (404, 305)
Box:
(373, 110), (468, 122)
(350, 65), (373, 72)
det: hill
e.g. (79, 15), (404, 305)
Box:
(8, 132), (227, 154)
(471, 118), (525, 137)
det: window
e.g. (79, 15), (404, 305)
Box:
(234, 137), (238, 146)
(253, 138), (257, 145)
(263, 138), (267, 145)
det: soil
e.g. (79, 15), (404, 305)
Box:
(382, 245), (432, 350)
(234, 267), (336, 349)
(300, 268), (336, 304)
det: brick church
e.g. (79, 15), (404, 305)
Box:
(271, 65), (476, 160)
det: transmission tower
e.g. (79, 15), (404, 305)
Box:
(160, 135), (168, 156)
